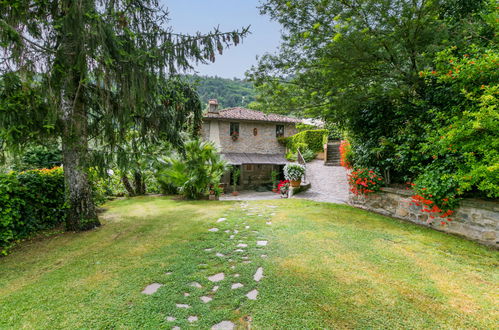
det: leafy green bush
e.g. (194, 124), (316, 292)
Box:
(0, 167), (66, 255)
(13, 145), (62, 171)
(300, 149), (317, 162)
(156, 139), (227, 199)
(288, 129), (328, 153)
(284, 163), (305, 181)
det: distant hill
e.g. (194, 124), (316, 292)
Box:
(186, 75), (256, 109)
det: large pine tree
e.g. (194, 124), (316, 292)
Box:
(0, 1), (248, 230)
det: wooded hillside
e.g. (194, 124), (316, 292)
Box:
(187, 75), (256, 109)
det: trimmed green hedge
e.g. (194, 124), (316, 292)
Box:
(287, 129), (328, 153)
(0, 167), (66, 255)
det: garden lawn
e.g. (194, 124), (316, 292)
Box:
(0, 196), (497, 329)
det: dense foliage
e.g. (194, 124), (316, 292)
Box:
(287, 129), (328, 153)
(156, 139), (227, 200)
(251, 0), (497, 210)
(187, 75), (256, 108)
(0, 167), (65, 255)
(0, 0), (248, 231)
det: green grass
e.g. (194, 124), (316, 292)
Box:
(0, 196), (497, 329)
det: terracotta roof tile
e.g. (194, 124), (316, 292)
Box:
(203, 107), (301, 123)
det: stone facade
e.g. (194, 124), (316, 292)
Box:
(201, 120), (297, 154)
(349, 187), (498, 247)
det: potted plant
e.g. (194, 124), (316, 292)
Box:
(284, 163), (305, 187)
(277, 180), (290, 198)
(209, 184), (223, 200)
(231, 168), (240, 196)
(231, 131), (239, 141)
(271, 170), (278, 192)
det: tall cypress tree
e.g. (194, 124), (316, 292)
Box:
(0, 1), (249, 230)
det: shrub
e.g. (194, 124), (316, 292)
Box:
(300, 149), (317, 162)
(288, 129), (328, 153)
(156, 139), (227, 199)
(284, 163), (305, 181)
(0, 167), (66, 255)
(348, 168), (384, 196)
(339, 140), (352, 169)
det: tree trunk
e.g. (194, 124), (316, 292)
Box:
(61, 115), (100, 230)
(61, 86), (100, 231)
(133, 170), (146, 195)
(121, 174), (136, 196)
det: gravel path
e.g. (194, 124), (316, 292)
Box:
(296, 160), (349, 204)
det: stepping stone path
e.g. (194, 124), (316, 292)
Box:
(208, 273), (225, 282)
(212, 321), (235, 330)
(141, 203), (275, 328)
(246, 289), (258, 300)
(142, 283), (162, 295)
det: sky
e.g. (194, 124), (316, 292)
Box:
(160, 0), (282, 79)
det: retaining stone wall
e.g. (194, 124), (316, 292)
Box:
(349, 187), (498, 247)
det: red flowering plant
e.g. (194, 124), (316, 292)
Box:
(276, 180), (290, 195)
(410, 169), (461, 225)
(339, 140), (352, 169)
(348, 168), (384, 196)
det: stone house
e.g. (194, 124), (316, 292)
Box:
(201, 100), (301, 190)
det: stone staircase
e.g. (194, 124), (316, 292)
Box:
(325, 141), (341, 166)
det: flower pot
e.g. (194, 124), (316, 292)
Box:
(209, 194), (217, 200)
(272, 188), (278, 193)
(290, 180), (301, 187)
(232, 191), (239, 196)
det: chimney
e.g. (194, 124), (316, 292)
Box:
(208, 99), (219, 113)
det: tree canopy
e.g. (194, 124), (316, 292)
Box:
(0, 0), (249, 230)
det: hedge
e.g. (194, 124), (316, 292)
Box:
(0, 167), (66, 255)
(287, 129), (328, 153)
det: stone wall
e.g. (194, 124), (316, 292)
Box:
(349, 187), (498, 247)
(202, 119), (297, 154)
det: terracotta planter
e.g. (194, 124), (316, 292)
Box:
(272, 188), (278, 193)
(232, 191), (239, 196)
(290, 180), (301, 187)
